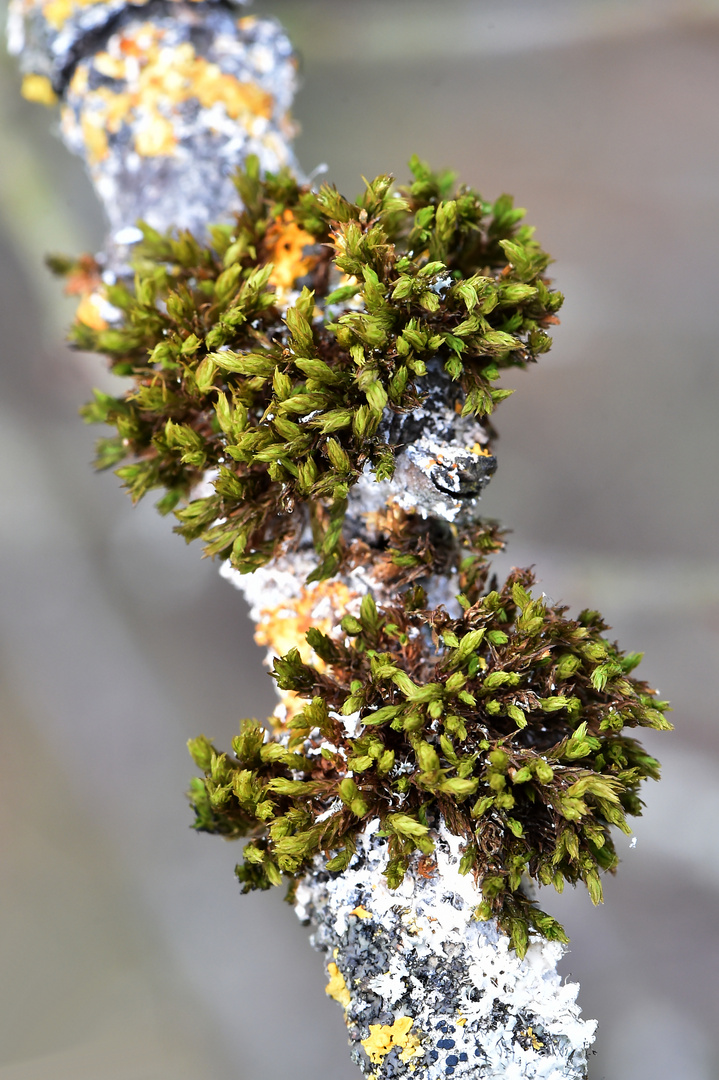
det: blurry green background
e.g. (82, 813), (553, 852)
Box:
(1, 1), (719, 1077)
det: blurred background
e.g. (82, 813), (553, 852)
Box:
(1, 1), (718, 1077)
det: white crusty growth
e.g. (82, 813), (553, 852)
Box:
(296, 820), (595, 1080)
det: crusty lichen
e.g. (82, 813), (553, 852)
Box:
(362, 1016), (422, 1065)
(64, 23), (276, 165)
(297, 820), (597, 1078)
(325, 961), (351, 1010)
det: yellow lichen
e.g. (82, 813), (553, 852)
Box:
(75, 293), (108, 331)
(93, 51), (127, 81)
(349, 904), (372, 919)
(470, 441), (492, 457)
(255, 578), (358, 728)
(97, 89), (133, 134)
(68, 65), (89, 96)
(42, 0), (73, 29)
(80, 112), (109, 164)
(37, 0), (193, 31)
(362, 1025), (393, 1063)
(525, 1027), (544, 1050)
(361, 1016), (423, 1066)
(325, 962), (351, 1010)
(21, 74), (58, 107)
(135, 113), (177, 156)
(193, 62), (273, 120)
(41, 0), (112, 29)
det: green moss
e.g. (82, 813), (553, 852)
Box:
(55, 155), (670, 957)
(188, 568), (670, 957)
(62, 155), (561, 579)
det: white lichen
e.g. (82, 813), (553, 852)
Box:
(295, 819), (596, 1079)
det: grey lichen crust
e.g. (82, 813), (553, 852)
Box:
(10, 0), (298, 243)
(371, 360), (496, 523)
(60, 6), (299, 238)
(296, 820), (595, 1080)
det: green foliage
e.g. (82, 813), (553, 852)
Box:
(65, 157), (562, 579)
(188, 567), (670, 951)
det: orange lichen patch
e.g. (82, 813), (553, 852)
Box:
(101, 91), (133, 133)
(68, 64), (89, 96)
(21, 74), (58, 106)
(470, 441), (492, 457)
(362, 1025), (393, 1063)
(38, 0), (204, 31)
(63, 254), (102, 297)
(255, 577), (360, 728)
(68, 27), (277, 162)
(361, 1017), (422, 1065)
(39, 0), (150, 29)
(349, 904), (372, 919)
(325, 962), (351, 1010)
(75, 293), (108, 331)
(193, 63), (273, 120)
(264, 209), (317, 296)
(118, 33), (145, 57)
(254, 579), (358, 664)
(93, 51), (127, 81)
(80, 85), (133, 133)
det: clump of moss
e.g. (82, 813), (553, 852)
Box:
(59, 156), (670, 955)
(188, 568), (670, 956)
(65, 155), (562, 579)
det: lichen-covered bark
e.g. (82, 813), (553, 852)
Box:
(217, 448), (599, 1079)
(296, 821), (595, 1080)
(9, 0), (299, 242)
(9, 5), (624, 1077)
